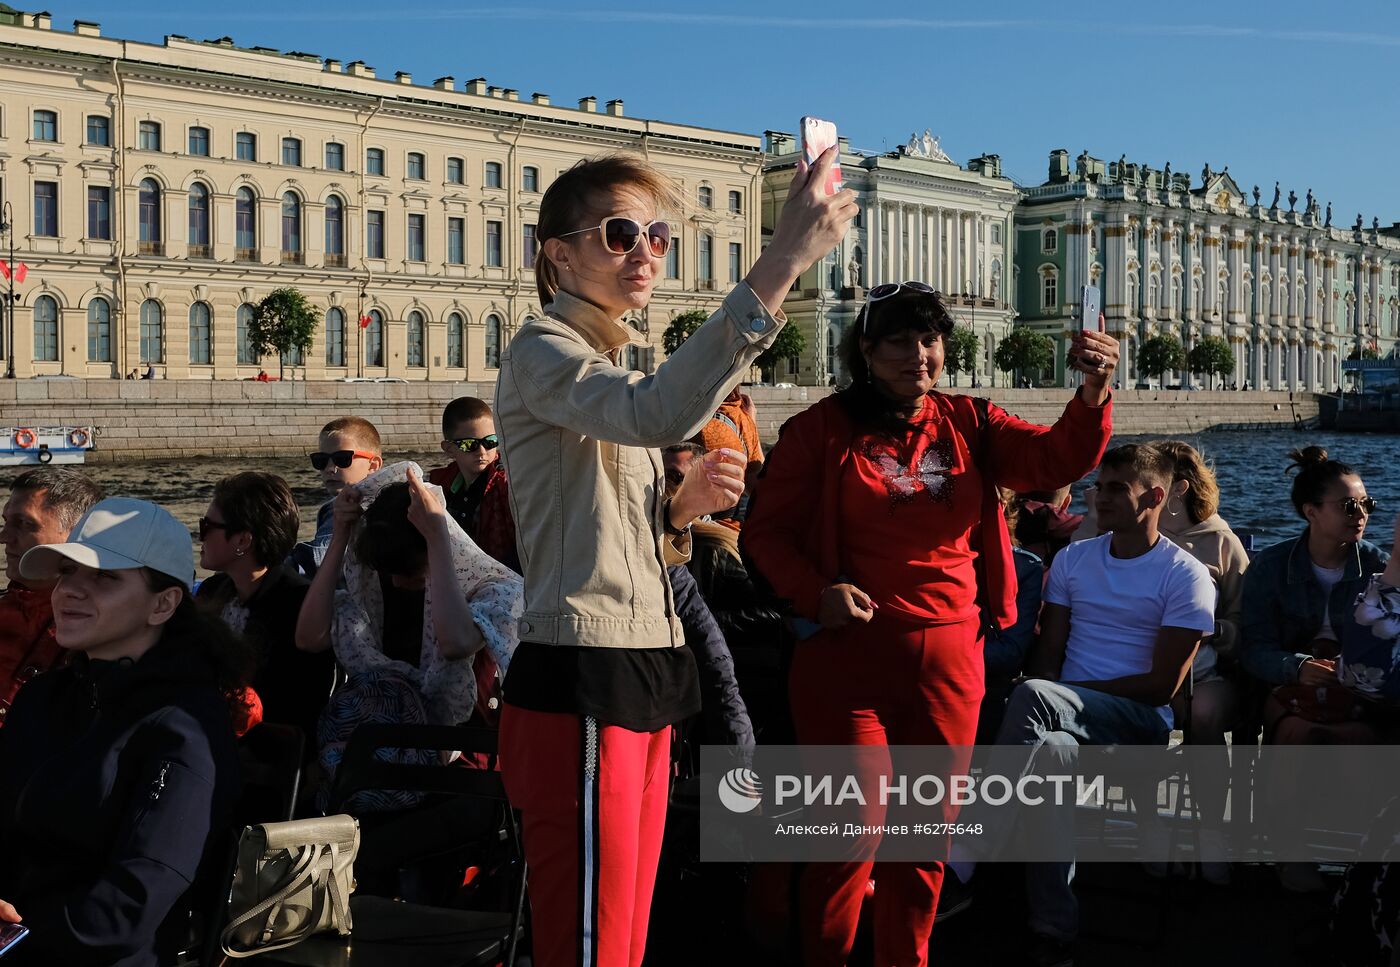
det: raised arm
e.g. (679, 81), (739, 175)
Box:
(406, 467), (484, 662)
(295, 488), (360, 652)
(507, 147), (857, 448)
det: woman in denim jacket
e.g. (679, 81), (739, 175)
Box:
(1239, 446), (1388, 891)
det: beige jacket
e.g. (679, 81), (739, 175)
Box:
(495, 284), (784, 648)
(1161, 512), (1250, 677)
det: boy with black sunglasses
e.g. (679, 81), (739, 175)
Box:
(287, 416), (383, 578)
(427, 397), (519, 573)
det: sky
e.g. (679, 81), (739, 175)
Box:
(45, 0), (1400, 224)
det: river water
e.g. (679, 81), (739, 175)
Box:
(3, 430), (1397, 574)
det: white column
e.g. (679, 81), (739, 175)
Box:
(868, 199), (882, 288)
(930, 208), (943, 291)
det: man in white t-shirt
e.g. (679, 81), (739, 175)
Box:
(944, 444), (1215, 964)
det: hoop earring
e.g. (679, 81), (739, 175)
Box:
(1166, 496), (1182, 518)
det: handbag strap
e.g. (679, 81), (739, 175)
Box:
(220, 843), (348, 958)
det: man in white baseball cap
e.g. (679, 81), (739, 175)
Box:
(20, 496), (194, 590)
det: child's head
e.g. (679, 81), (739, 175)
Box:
(439, 397), (499, 481)
(314, 416), (383, 495)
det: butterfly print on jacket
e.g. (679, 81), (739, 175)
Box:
(859, 437), (956, 510)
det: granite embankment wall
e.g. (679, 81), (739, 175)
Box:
(0, 380), (1320, 462)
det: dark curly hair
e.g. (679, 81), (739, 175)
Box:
(1286, 445), (1358, 519)
(836, 287), (955, 438)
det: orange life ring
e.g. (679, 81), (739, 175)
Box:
(68, 428), (90, 448)
(14, 428), (36, 449)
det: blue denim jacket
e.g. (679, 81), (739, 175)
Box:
(1239, 528), (1389, 685)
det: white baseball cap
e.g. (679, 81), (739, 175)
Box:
(20, 497), (194, 588)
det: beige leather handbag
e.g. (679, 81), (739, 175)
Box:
(219, 814), (360, 958)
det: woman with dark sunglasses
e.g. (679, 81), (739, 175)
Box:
(741, 285), (1117, 966)
(194, 472), (337, 739)
(1239, 447), (1389, 891)
(493, 148), (853, 967)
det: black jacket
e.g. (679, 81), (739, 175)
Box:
(669, 565), (754, 753)
(197, 566), (335, 737)
(0, 638), (240, 967)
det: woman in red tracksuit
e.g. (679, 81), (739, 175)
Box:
(742, 284), (1117, 967)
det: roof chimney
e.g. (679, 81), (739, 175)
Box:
(466, 77), (487, 95)
(395, 71), (412, 85)
(73, 19), (100, 36)
(579, 96), (597, 112)
(35, 11), (52, 29)
(433, 75), (455, 91)
(532, 92), (550, 105)
(323, 58), (342, 73)
(503, 88), (519, 101)
(606, 98), (624, 117)
(347, 61), (376, 78)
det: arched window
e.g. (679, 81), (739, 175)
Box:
(138, 179), (161, 250)
(522, 166), (539, 192)
(1041, 268), (1058, 311)
(484, 313), (502, 368)
(407, 310), (425, 367)
(325, 307), (345, 366)
(87, 298), (111, 362)
(447, 312), (464, 368)
(32, 295), (58, 362)
(281, 193), (302, 261)
(324, 195), (345, 265)
(1127, 272), (1139, 315)
(365, 309), (384, 367)
(236, 187), (257, 256)
(187, 182), (210, 255)
(1148, 275), (1159, 313)
(139, 300), (164, 363)
(236, 303), (257, 364)
(1170, 276), (1182, 316)
(1042, 228), (1057, 254)
(188, 302), (211, 364)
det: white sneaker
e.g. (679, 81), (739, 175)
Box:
(1277, 862), (1327, 893)
(1197, 828), (1231, 886)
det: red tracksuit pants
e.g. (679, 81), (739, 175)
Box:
(789, 611), (984, 967)
(500, 705), (671, 967)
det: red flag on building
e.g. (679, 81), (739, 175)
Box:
(13, 263), (27, 284)
(359, 314), (371, 329)
(0, 262), (8, 282)
(0, 262), (28, 283)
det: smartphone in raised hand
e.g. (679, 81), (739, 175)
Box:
(1068, 284), (1101, 371)
(1080, 285), (1101, 333)
(800, 116), (844, 196)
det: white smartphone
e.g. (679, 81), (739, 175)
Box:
(1079, 285), (1101, 332)
(799, 116), (844, 196)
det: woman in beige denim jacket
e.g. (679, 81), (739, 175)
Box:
(495, 150), (854, 967)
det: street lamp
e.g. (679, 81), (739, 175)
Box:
(0, 200), (13, 379)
